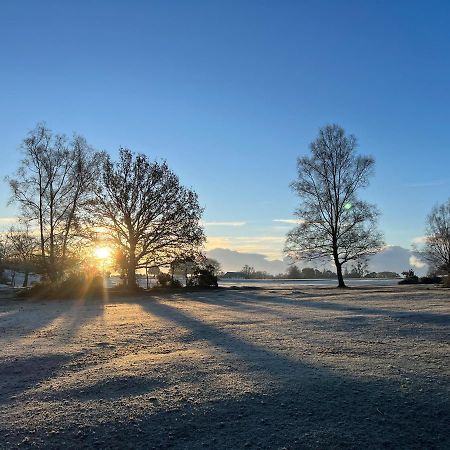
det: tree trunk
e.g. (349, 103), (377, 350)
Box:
(127, 263), (137, 289)
(335, 261), (346, 288)
(127, 233), (137, 289)
(332, 241), (346, 288)
(22, 271), (29, 288)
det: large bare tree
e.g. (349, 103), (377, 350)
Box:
(422, 199), (450, 284)
(285, 124), (384, 287)
(7, 124), (98, 281)
(93, 149), (205, 288)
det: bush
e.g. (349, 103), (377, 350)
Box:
(155, 273), (182, 288)
(19, 273), (104, 299)
(419, 276), (442, 284)
(156, 272), (173, 287)
(399, 270), (419, 285)
(170, 278), (182, 288)
(190, 268), (218, 288)
(398, 275), (419, 285)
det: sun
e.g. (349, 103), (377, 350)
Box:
(93, 246), (111, 260)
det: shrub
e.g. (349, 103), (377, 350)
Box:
(170, 278), (182, 288)
(190, 268), (218, 288)
(398, 276), (419, 285)
(399, 270), (419, 285)
(19, 273), (104, 299)
(156, 272), (172, 287)
(419, 276), (442, 284)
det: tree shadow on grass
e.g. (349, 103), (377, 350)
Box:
(0, 299), (66, 343)
(46, 375), (166, 402)
(126, 298), (449, 449)
(1, 294), (448, 449)
(0, 300), (107, 405)
(0, 353), (73, 404)
(197, 289), (450, 327)
(1, 297), (106, 349)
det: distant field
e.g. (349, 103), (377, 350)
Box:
(218, 278), (401, 287)
(0, 286), (449, 449)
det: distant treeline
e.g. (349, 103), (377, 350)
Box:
(221, 264), (400, 280)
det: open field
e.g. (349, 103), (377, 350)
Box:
(0, 286), (449, 449)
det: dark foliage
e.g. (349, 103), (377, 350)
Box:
(399, 270), (419, 285)
(419, 276), (442, 284)
(156, 272), (172, 287)
(19, 273), (104, 299)
(189, 265), (218, 288)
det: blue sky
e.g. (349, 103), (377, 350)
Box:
(1, 0), (449, 261)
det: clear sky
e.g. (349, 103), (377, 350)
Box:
(1, 0), (449, 261)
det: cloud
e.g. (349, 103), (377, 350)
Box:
(0, 217), (19, 231)
(203, 221), (246, 227)
(368, 245), (426, 274)
(206, 248), (288, 274)
(0, 217), (18, 225)
(412, 236), (427, 244)
(409, 255), (426, 268)
(207, 244), (430, 276)
(206, 235), (285, 260)
(273, 219), (305, 225)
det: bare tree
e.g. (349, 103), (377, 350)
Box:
(241, 265), (256, 279)
(93, 149), (205, 288)
(7, 124), (98, 281)
(422, 199), (450, 284)
(5, 225), (40, 287)
(285, 124), (384, 287)
(350, 256), (369, 278)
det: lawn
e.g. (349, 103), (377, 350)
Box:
(0, 286), (449, 449)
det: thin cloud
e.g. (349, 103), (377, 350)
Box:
(412, 236), (427, 244)
(273, 219), (305, 224)
(206, 235), (284, 260)
(203, 221), (246, 227)
(0, 217), (18, 225)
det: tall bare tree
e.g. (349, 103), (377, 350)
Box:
(285, 124), (384, 287)
(93, 149), (205, 288)
(422, 199), (450, 284)
(7, 124), (98, 281)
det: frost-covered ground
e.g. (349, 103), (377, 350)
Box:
(0, 286), (449, 449)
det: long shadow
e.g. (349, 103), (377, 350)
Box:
(180, 289), (450, 331)
(227, 290), (449, 343)
(0, 296), (108, 350)
(132, 298), (448, 447)
(5, 296), (445, 449)
(0, 299), (107, 407)
(46, 375), (166, 402)
(1, 292), (448, 448)
(222, 290), (450, 326)
(0, 353), (73, 404)
(0, 299), (67, 343)
(55, 298), (106, 343)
